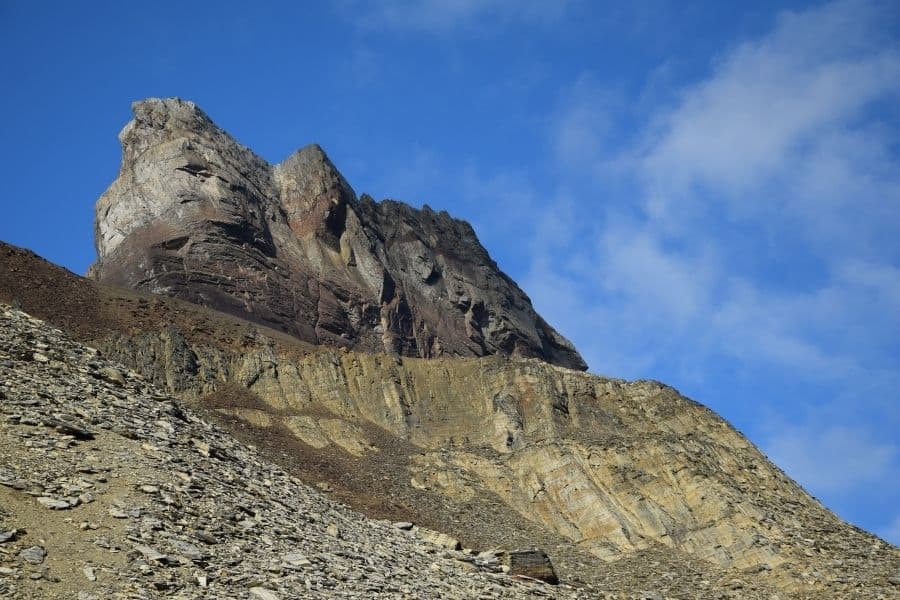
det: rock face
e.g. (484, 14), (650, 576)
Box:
(89, 98), (586, 370)
(0, 303), (584, 599)
(504, 550), (558, 585)
(3, 242), (898, 598)
(110, 337), (900, 596)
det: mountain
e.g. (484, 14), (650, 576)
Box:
(0, 301), (581, 599)
(88, 98), (586, 370)
(2, 246), (897, 599)
(0, 97), (897, 598)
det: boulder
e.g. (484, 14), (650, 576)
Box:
(503, 549), (558, 585)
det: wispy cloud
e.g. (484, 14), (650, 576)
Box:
(635, 0), (900, 245)
(522, 0), (900, 513)
(551, 75), (622, 171)
(535, 0), (900, 376)
(764, 424), (898, 494)
(337, 0), (571, 33)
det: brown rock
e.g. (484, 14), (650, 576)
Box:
(504, 550), (558, 584)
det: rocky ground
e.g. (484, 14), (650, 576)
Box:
(0, 303), (589, 599)
(2, 243), (900, 599)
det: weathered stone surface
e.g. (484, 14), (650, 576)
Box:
(249, 588), (280, 600)
(18, 546), (45, 565)
(504, 550), (558, 585)
(80, 323), (900, 597)
(2, 246), (899, 599)
(36, 497), (71, 510)
(0, 530), (18, 543)
(42, 416), (94, 440)
(0, 304), (580, 599)
(418, 528), (462, 551)
(88, 98), (586, 370)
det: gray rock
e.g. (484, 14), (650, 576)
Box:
(249, 587), (280, 600)
(37, 496), (71, 510)
(88, 98), (586, 371)
(18, 546), (46, 564)
(171, 540), (205, 561)
(0, 529), (18, 543)
(418, 528), (461, 551)
(43, 416), (94, 439)
(282, 552), (311, 567)
(132, 544), (167, 562)
(96, 367), (125, 385)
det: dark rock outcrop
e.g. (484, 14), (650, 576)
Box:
(504, 550), (559, 585)
(89, 98), (586, 370)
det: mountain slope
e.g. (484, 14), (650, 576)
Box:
(0, 302), (588, 599)
(88, 98), (585, 370)
(3, 242), (898, 598)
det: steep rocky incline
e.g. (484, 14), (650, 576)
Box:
(3, 242), (898, 599)
(0, 303), (587, 599)
(88, 98), (585, 370)
(104, 337), (900, 598)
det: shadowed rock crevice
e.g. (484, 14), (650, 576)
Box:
(89, 98), (586, 370)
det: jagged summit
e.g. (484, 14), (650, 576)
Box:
(129, 97), (211, 130)
(90, 98), (587, 370)
(2, 97), (898, 599)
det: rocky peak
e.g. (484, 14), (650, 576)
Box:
(89, 98), (587, 370)
(128, 97), (212, 136)
(274, 144), (357, 247)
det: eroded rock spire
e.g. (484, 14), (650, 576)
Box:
(90, 98), (587, 370)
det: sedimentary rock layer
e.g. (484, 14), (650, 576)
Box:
(3, 243), (897, 598)
(0, 303), (584, 599)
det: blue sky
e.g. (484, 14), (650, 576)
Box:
(1, 1), (898, 543)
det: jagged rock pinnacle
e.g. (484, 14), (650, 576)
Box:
(89, 98), (587, 370)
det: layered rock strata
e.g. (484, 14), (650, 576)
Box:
(88, 98), (585, 370)
(3, 243), (898, 598)
(0, 303), (584, 599)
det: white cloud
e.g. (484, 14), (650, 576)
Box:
(532, 0), (900, 379)
(763, 424), (898, 495)
(551, 76), (620, 170)
(636, 0), (900, 243)
(338, 0), (570, 33)
(518, 4), (900, 531)
(595, 224), (717, 328)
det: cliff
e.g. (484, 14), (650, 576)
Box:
(0, 302), (586, 599)
(88, 98), (586, 370)
(3, 241), (897, 598)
